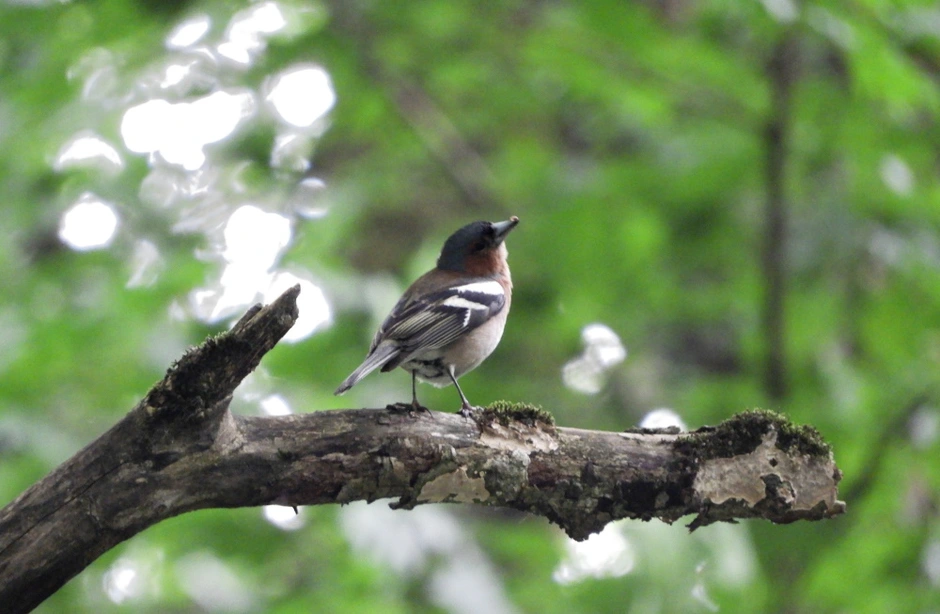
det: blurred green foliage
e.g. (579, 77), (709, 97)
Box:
(2, 0), (940, 612)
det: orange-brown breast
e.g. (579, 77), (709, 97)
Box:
(463, 243), (512, 281)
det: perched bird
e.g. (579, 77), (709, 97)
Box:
(335, 216), (519, 412)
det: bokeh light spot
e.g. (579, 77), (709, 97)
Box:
(218, 2), (288, 65)
(266, 64), (336, 128)
(101, 548), (162, 605)
(288, 177), (329, 219)
(175, 552), (256, 612)
(58, 193), (119, 251)
(191, 206), (292, 322)
(265, 272), (332, 342)
(562, 323), (627, 394)
(640, 408), (686, 431)
(121, 90), (255, 170)
(103, 559), (142, 604)
(270, 132), (313, 172)
(923, 540), (940, 586)
(54, 131), (124, 175)
(691, 562), (720, 612)
(760, 0), (799, 23)
(880, 153), (914, 196)
(263, 505), (305, 531)
(127, 240), (163, 289)
(167, 14), (211, 49)
(223, 205), (292, 269)
(260, 394), (292, 416)
(553, 524), (635, 584)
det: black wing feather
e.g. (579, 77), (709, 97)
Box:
(372, 283), (505, 367)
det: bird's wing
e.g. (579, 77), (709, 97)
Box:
(373, 280), (506, 356)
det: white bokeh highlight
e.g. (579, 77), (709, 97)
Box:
(103, 558), (145, 604)
(263, 505), (304, 531)
(760, 0), (799, 23)
(121, 90), (255, 170)
(190, 205), (291, 321)
(553, 524), (635, 584)
(288, 177), (330, 219)
(187, 206), (333, 338)
(909, 406), (940, 449)
(58, 193), (119, 251)
(562, 323), (627, 394)
(101, 546), (162, 606)
(265, 272), (332, 342)
(167, 14), (212, 49)
(218, 2), (288, 65)
(639, 408), (686, 431)
(175, 551), (256, 612)
(923, 539), (940, 587)
(880, 153), (914, 196)
(691, 562), (720, 612)
(222, 205), (292, 269)
(341, 502), (518, 614)
(266, 65), (336, 128)
(260, 393), (292, 416)
(270, 133), (314, 172)
(54, 131), (124, 175)
(126, 239), (163, 289)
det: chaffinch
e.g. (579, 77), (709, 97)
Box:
(335, 216), (519, 412)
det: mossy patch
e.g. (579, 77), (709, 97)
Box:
(681, 409), (831, 460)
(482, 400), (555, 427)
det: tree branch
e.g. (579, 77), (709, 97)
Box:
(0, 286), (844, 613)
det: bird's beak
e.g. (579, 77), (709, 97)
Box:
(493, 216), (519, 242)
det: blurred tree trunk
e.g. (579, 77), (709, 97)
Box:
(762, 34), (800, 401)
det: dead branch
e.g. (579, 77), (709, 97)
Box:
(0, 286), (844, 613)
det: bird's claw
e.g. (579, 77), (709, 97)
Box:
(458, 405), (481, 418)
(386, 401), (432, 415)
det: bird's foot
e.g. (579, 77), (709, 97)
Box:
(387, 401), (432, 415)
(458, 404), (482, 418)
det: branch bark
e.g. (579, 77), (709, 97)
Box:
(0, 286), (844, 613)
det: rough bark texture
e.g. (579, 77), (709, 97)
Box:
(0, 286), (845, 613)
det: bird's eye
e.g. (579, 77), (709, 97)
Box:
(471, 240), (486, 252)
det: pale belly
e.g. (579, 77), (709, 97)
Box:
(399, 314), (507, 387)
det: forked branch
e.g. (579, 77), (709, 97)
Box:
(0, 286), (844, 613)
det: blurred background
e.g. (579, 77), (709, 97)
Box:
(1, 0), (938, 611)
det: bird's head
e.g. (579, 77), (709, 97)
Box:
(437, 216), (519, 276)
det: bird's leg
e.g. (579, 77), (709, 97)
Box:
(448, 366), (476, 417)
(388, 372), (430, 414)
(410, 372), (432, 414)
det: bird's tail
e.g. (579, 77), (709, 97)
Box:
(334, 342), (400, 395)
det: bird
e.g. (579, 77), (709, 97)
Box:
(335, 216), (519, 413)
